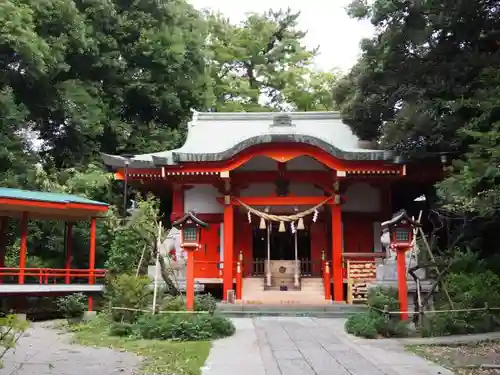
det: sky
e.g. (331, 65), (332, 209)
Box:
(188, 0), (375, 73)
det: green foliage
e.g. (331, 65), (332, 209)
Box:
(367, 286), (400, 312)
(344, 312), (380, 339)
(136, 313), (234, 341)
(194, 294), (217, 314)
(160, 295), (186, 312)
(422, 270), (500, 337)
(160, 294), (217, 314)
(105, 275), (152, 323)
(346, 287), (408, 339)
(106, 196), (160, 275)
(56, 293), (87, 319)
(336, 0), (500, 152)
(205, 8), (337, 112)
(109, 322), (135, 337)
(0, 315), (29, 367)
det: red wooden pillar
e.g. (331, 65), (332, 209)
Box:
(65, 222), (73, 284)
(19, 212), (29, 284)
(185, 248), (195, 310)
(0, 217), (7, 280)
(332, 204), (343, 301)
(223, 204), (234, 301)
(397, 248), (409, 320)
(88, 217), (96, 311)
(170, 185), (185, 222)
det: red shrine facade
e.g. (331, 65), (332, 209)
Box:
(103, 111), (441, 303)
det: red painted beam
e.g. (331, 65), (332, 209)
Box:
(218, 196), (333, 206)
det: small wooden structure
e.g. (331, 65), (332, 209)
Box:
(172, 211), (208, 310)
(0, 188), (109, 311)
(346, 260), (377, 304)
(381, 209), (421, 319)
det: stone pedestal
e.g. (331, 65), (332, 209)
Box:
(371, 259), (435, 312)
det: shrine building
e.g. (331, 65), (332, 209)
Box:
(102, 111), (441, 304)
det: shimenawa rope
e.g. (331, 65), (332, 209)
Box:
(235, 195), (333, 222)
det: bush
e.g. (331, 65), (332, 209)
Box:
(0, 315), (29, 367)
(159, 294), (217, 314)
(345, 312), (380, 339)
(160, 296), (185, 311)
(208, 314), (236, 337)
(345, 287), (409, 339)
(109, 322), (135, 337)
(136, 313), (234, 341)
(421, 270), (500, 337)
(367, 286), (399, 312)
(105, 275), (153, 323)
(56, 293), (87, 319)
(194, 294), (217, 314)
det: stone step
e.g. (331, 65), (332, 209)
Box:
(217, 302), (368, 318)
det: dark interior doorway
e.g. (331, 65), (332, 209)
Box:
(252, 222), (311, 260)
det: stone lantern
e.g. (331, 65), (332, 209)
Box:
(381, 210), (421, 320)
(172, 211), (208, 310)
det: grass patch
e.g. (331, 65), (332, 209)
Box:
(67, 316), (211, 375)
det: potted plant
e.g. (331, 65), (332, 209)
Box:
(56, 293), (87, 324)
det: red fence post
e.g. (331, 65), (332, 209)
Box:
(323, 261), (331, 300)
(65, 223), (73, 284)
(397, 248), (409, 320)
(0, 216), (7, 284)
(88, 217), (97, 311)
(19, 212), (28, 284)
(236, 261), (242, 300)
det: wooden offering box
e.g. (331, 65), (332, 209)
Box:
(346, 260), (377, 304)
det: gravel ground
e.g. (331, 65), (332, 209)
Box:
(1, 321), (142, 375)
(413, 340), (500, 375)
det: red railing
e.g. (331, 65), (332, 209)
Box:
(0, 268), (106, 285)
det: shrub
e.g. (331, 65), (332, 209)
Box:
(109, 322), (135, 337)
(159, 294), (217, 314)
(160, 295), (185, 311)
(105, 275), (153, 323)
(208, 314), (236, 338)
(421, 270), (500, 337)
(195, 294), (217, 314)
(345, 312), (380, 339)
(367, 286), (399, 312)
(0, 314), (29, 367)
(136, 313), (234, 341)
(56, 293), (87, 319)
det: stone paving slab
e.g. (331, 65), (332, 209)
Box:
(1, 322), (141, 375)
(202, 317), (453, 375)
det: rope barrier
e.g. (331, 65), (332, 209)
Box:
(235, 195), (333, 222)
(369, 305), (500, 316)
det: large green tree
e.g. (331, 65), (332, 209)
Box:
(334, 0), (500, 253)
(334, 0), (500, 154)
(1, 0), (209, 170)
(205, 8), (338, 112)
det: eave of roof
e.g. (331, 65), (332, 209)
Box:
(0, 188), (108, 207)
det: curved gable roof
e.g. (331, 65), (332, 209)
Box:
(102, 111), (396, 168)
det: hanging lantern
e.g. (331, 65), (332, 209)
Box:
(247, 210), (252, 223)
(312, 209), (319, 223)
(290, 221), (296, 234)
(259, 217), (266, 229)
(334, 194), (341, 205)
(297, 217), (305, 230)
(278, 221), (285, 232)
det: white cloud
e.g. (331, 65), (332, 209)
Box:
(188, 0), (374, 72)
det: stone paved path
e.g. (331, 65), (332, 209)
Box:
(202, 317), (453, 375)
(1, 322), (141, 375)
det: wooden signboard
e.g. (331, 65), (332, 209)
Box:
(346, 260), (377, 304)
